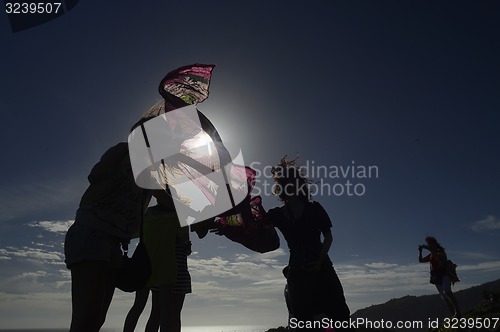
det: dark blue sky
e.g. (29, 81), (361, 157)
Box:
(1, 1), (499, 329)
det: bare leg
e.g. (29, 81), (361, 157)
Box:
(435, 284), (452, 313)
(69, 260), (115, 332)
(145, 289), (160, 332)
(100, 266), (117, 329)
(436, 276), (460, 317)
(445, 291), (461, 317)
(171, 293), (186, 332)
(123, 288), (150, 332)
(159, 284), (174, 332)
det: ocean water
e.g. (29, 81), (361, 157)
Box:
(0, 326), (270, 332)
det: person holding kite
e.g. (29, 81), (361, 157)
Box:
(64, 139), (155, 332)
(64, 64), (227, 332)
(211, 157), (351, 330)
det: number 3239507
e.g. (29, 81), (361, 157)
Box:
(443, 317), (499, 329)
(5, 2), (62, 14)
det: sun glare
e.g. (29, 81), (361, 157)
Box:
(189, 131), (214, 156)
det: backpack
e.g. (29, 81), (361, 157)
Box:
(445, 260), (460, 285)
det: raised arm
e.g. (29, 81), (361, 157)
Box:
(418, 246), (430, 263)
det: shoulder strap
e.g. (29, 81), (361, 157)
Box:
(121, 190), (150, 253)
(138, 191), (151, 243)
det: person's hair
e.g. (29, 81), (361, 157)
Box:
(128, 99), (188, 199)
(425, 236), (444, 251)
(130, 100), (164, 133)
(271, 155), (311, 202)
(130, 95), (191, 133)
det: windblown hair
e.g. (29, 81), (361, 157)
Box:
(130, 96), (190, 132)
(425, 236), (445, 251)
(128, 100), (189, 204)
(129, 100), (163, 133)
(271, 155), (311, 202)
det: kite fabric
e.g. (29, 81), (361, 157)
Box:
(132, 63), (279, 252)
(136, 64), (250, 220)
(153, 64), (241, 216)
(160, 63), (214, 105)
(217, 195), (280, 253)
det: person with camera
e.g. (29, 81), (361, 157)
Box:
(418, 236), (461, 317)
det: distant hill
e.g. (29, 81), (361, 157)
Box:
(265, 279), (500, 332)
(352, 279), (500, 331)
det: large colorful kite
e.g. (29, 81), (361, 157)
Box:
(129, 64), (278, 252)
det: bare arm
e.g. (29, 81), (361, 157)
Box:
(419, 247), (430, 263)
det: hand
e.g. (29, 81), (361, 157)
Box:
(191, 215), (216, 239)
(209, 225), (225, 236)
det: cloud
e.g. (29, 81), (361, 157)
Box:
(186, 255), (431, 315)
(364, 262), (399, 269)
(256, 248), (287, 260)
(338, 263), (428, 296)
(0, 222), (69, 297)
(2, 246), (64, 263)
(0, 271), (48, 293)
(456, 260), (500, 272)
(188, 256), (279, 281)
(471, 215), (500, 232)
(185, 250), (287, 312)
(455, 251), (496, 260)
(0, 249), (12, 260)
(29, 220), (74, 233)
(1, 219), (499, 328)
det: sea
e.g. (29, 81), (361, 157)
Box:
(0, 326), (271, 332)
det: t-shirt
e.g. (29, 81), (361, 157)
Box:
(267, 201), (332, 268)
(429, 250), (448, 273)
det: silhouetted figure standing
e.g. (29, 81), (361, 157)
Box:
(64, 119), (182, 332)
(419, 236), (461, 317)
(267, 157), (351, 330)
(123, 202), (193, 332)
(64, 141), (161, 332)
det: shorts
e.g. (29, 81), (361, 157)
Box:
(64, 222), (123, 269)
(435, 274), (452, 294)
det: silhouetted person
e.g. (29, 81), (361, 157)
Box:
(419, 236), (461, 317)
(170, 225), (193, 331)
(123, 202), (178, 332)
(64, 101), (191, 332)
(266, 157), (351, 330)
(123, 201), (196, 332)
(123, 288), (153, 332)
(64, 140), (178, 332)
